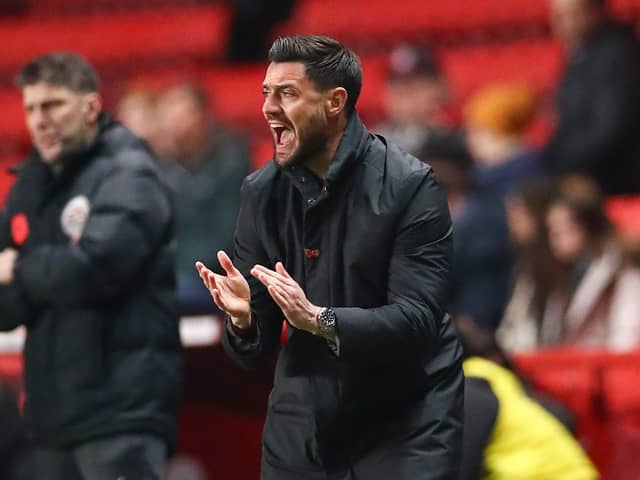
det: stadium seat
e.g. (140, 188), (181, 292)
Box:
(0, 90), (27, 149)
(0, 4), (230, 75)
(0, 154), (21, 206)
(440, 39), (563, 100)
(279, 0), (550, 45)
(606, 195), (640, 241)
(0, 353), (22, 389)
(279, 0), (638, 45)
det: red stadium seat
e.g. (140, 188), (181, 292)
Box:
(606, 195), (640, 241)
(0, 90), (27, 149)
(0, 153), (22, 207)
(440, 39), (564, 101)
(279, 0), (550, 44)
(0, 353), (22, 389)
(0, 5), (230, 73)
(279, 0), (638, 45)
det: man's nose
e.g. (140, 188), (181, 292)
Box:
(29, 108), (49, 129)
(262, 94), (281, 117)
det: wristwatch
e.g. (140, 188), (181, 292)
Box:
(316, 307), (337, 339)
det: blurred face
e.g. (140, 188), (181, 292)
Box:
(546, 203), (588, 263)
(384, 75), (446, 125)
(466, 126), (505, 166)
(23, 82), (100, 164)
(117, 94), (157, 143)
(550, 0), (601, 46)
(506, 195), (538, 247)
(156, 90), (208, 165)
(262, 62), (331, 168)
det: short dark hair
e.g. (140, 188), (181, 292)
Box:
(268, 35), (362, 114)
(418, 128), (472, 171)
(16, 52), (100, 93)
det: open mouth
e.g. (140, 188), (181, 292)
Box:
(271, 124), (294, 148)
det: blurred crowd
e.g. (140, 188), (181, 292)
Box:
(372, 0), (640, 354)
(1, 0), (640, 478)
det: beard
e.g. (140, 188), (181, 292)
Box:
(273, 112), (330, 171)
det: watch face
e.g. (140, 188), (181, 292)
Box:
(321, 308), (336, 328)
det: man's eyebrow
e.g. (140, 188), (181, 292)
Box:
(262, 82), (299, 91)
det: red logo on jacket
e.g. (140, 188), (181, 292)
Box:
(11, 213), (29, 246)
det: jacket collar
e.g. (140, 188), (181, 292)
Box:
(324, 112), (371, 186)
(284, 112), (371, 190)
(23, 113), (116, 205)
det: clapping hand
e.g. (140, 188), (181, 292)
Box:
(196, 251), (251, 329)
(250, 262), (320, 334)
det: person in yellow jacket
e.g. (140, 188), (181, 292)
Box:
(463, 357), (599, 480)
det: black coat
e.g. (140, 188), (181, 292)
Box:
(544, 22), (640, 194)
(0, 115), (182, 449)
(223, 114), (464, 479)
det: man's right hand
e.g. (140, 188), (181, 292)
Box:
(196, 250), (252, 329)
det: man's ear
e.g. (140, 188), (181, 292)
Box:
(325, 87), (348, 118)
(82, 92), (103, 124)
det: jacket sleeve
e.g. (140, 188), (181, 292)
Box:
(221, 180), (283, 370)
(333, 170), (454, 363)
(14, 163), (172, 306)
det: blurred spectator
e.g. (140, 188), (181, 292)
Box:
(544, 0), (640, 194)
(464, 83), (541, 198)
(227, 0), (296, 62)
(502, 176), (640, 351)
(458, 322), (598, 480)
(156, 83), (251, 315)
(376, 43), (449, 156)
(419, 129), (512, 330)
(115, 86), (164, 156)
(543, 176), (640, 348)
(498, 177), (560, 351)
(0, 52), (182, 479)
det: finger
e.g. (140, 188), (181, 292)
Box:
(211, 288), (229, 313)
(206, 271), (219, 292)
(217, 250), (238, 277)
(196, 263), (212, 290)
(275, 262), (292, 279)
(195, 262), (209, 283)
(251, 268), (275, 290)
(251, 268), (291, 292)
(267, 284), (289, 312)
(251, 265), (289, 284)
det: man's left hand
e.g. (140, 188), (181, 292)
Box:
(251, 262), (321, 334)
(0, 248), (18, 285)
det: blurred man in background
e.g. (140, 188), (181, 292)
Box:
(419, 129), (512, 331)
(464, 83), (541, 198)
(116, 86), (164, 157)
(156, 83), (251, 315)
(376, 43), (450, 156)
(544, 0), (640, 194)
(0, 52), (182, 480)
